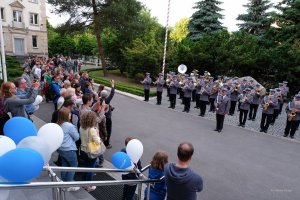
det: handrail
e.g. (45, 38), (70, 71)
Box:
(44, 166), (134, 173)
(0, 178), (164, 190)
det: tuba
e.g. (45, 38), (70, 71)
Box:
(288, 108), (297, 121)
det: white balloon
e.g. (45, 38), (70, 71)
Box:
(0, 176), (10, 200)
(37, 123), (63, 154)
(126, 139), (143, 164)
(0, 136), (16, 156)
(17, 136), (52, 164)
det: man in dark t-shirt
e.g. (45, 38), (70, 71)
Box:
(164, 142), (203, 200)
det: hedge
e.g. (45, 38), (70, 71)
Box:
(84, 69), (156, 97)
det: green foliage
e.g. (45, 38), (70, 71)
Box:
(188, 0), (224, 40)
(5, 56), (22, 81)
(170, 18), (189, 43)
(237, 0), (274, 35)
(75, 33), (97, 56)
(48, 35), (76, 57)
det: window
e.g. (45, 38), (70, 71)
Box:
(30, 13), (38, 25)
(13, 10), (22, 22)
(1, 8), (5, 21)
(32, 35), (37, 48)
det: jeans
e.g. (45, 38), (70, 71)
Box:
(105, 118), (112, 146)
(57, 150), (78, 181)
(80, 151), (97, 181)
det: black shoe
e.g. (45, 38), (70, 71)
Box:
(242, 124), (245, 128)
(168, 106), (172, 108)
(270, 123), (274, 126)
(264, 130), (268, 133)
(182, 109), (186, 112)
(260, 129), (264, 132)
(186, 110), (189, 113)
(214, 129), (218, 131)
(248, 118), (252, 120)
(218, 130), (222, 133)
(172, 107), (175, 109)
(290, 136), (295, 139)
(283, 134), (288, 137)
(238, 124), (242, 126)
(194, 106), (199, 108)
(252, 119), (255, 121)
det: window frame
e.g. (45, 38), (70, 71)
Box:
(0, 7), (5, 21)
(32, 35), (38, 48)
(29, 13), (39, 25)
(13, 10), (22, 22)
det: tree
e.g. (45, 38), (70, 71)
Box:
(170, 18), (189, 43)
(48, 35), (76, 57)
(47, 0), (142, 76)
(188, 0), (224, 40)
(237, 0), (274, 35)
(75, 33), (97, 57)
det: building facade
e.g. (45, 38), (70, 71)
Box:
(0, 0), (48, 57)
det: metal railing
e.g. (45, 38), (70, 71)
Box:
(0, 165), (164, 200)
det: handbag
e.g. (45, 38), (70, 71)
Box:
(87, 128), (106, 159)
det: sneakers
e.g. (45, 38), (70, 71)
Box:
(84, 186), (96, 192)
(66, 187), (80, 192)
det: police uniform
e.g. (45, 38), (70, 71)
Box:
(209, 79), (218, 112)
(260, 90), (278, 133)
(155, 73), (165, 105)
(214, 88), (231, 133)
(142, 73), (152, 102)
(168, 75), (179, 109)
(284, 95), (300, 138)
(194, 76), (203, 108)
(182, 78), (195, 112)
(238, 88), (253, 127)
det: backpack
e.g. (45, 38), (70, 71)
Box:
(47, 84), (57, 101)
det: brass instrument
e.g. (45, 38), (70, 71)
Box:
(288, 108), (297, 121)
(256, 89), (261, 95)
(166, 78), (170, 86)
(264, 102), (270, 111)
(234, 86), (239, 91)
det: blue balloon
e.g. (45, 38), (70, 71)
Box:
(111, 152), (132, 169)
(4, 117), (37, 144)
(0, 148), (44, 182)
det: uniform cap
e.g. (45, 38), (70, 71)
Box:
(269, 89), (275, 93)
(295, 94), (300, 99)
(283, 81), (288, 84)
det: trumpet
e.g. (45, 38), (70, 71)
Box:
(256, 89), (261, 95)
(288, 108), (297, 121)
(234, 86), (239, 91)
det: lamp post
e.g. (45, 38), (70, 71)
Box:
(0, 19), (7, 81)
(162, 0), (171, 75)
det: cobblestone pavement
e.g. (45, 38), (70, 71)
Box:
(147, 89), (299, 141)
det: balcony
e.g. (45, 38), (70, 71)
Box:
(11, 21), (25, 29)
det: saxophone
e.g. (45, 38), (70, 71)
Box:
(288, 108), (297, 121)
(264, 101), (270, 111)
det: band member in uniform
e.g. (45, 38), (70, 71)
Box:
(209, 80), (218, 112)
(194, 76), (203, 109)
(141, 72), (152, 102)
(229, 82), (240, 115)
(166, 72), (172, 97)
(260, 89), (278, 133)
(155, 73), (165, 105)
(248, 84), (261, 121)
(238, 88), (253, 127)
(199, 81), (210, 117)
(168, 75), (179, 109)
(182, 77), (195, 113)
(214, 88), (231, 133)
(271, 88), (283, 124)
(284, 94), (300, 139)
(282, 81), (289, 102)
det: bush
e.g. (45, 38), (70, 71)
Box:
(134, 73), (144, 82)
(6, 56), (22, 81)
(85, 69), (156, 97)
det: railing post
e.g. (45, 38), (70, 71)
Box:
(137, 182), (142, 200)
(146, 183), (151, 200)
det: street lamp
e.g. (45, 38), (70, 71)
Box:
(162, 0), (171, 75)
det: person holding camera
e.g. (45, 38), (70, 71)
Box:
(100, 80), (115, 149)
(2, 80), (39, 118)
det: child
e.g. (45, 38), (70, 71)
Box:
(144, 151), (168, 200)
